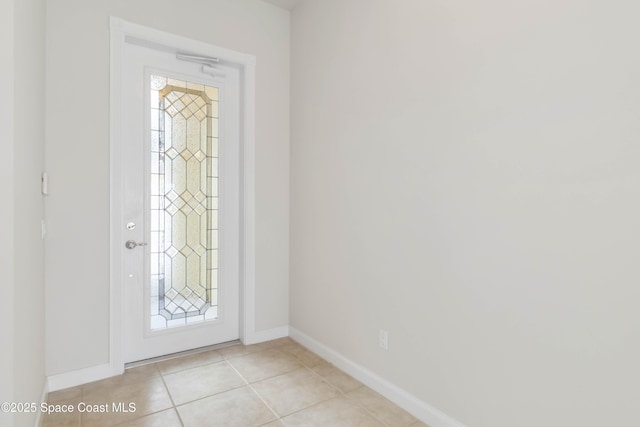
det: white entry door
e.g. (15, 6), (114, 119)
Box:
(120, 38), (240, 363)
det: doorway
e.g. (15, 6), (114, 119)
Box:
(110, 18), (257, 368)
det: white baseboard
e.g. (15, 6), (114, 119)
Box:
(47, 363), (115, 392)
(289, 327), (468, 427)
(47, 326), (289, 392)
(244, 325), (289, 345)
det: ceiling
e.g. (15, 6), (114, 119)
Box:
(261, 0), (300, 11)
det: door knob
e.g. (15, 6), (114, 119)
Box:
(125, 240), (148, 249)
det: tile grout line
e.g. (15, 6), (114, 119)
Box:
(305, 364), (397, 427)
(160, 346), (289, 407)
(90, 366), (182, 427)
(158, 351), (288, 424)
(157, 348), (271, 411)
(157, 364), (186, 427)
(225, 357), (284, 424)
(278, 368), (345, 424)
(162, 383), (248, 408)
(46, 339), (414, 427)
(157, 353), (226, 377)
(272, 363), (354, 421)
(288, 347), (401, 427)
(46, 343), (280, 427)
(243, 344), (355, 424)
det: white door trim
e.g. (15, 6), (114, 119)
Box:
(109, 17), (257, 376)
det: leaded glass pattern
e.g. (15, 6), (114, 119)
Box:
(149, 74), (220, 330)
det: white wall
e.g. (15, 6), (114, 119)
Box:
(290, 1), (640, 426)
(13, 0), (47, 420)
(1, 0), (47, 425)
(0, 0), (16, 424)
(46, 0), (290, 375)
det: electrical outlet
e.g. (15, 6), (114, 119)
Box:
(379, 329), (389, 350)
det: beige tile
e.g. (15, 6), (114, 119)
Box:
(115, 408), (182, 426)
(311, 362), (362, 393)
(228, 348), (303, 383)
(250, 340), (288, 351)
(41, 393), (82, 427)
(163, 360), (245, 405)
(218, 343), (260, 359)
(47, 386), (82, 404)
(157, 349), (223, 375)
(82, 364), (160, 394)
(122, 363), (161, 381)
(282, 396), (385, 427)
(177, 386), (276, 427)
(218, 342), (275, 359)
(252, 368), (339, 416)
(293, 348), (326, 367)
(278, 342), (307, 357)
(81, 376), (172, 426)
(280, 343), (326, 367)
(249, 338), (294, 351)
(347, 386), (417, 427)
(410, 421), (431, 427)
(265, 337), (294, 347)
(40, 407), (81, 427)
(259, 420), (286, 427)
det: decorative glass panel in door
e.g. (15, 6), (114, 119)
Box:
(149, 75), (221, 330)
(121, 38), (239, 363)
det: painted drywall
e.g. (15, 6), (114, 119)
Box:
(0, 1), (16, 425)
(290, 1), (640, 426)
(261, 0), (299, 11)
(1, 0), (47, 425)
(45, 0), (290, 375)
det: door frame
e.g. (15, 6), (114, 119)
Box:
(109, 17), (257, 376)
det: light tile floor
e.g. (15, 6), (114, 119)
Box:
(42, 338), (429, 427)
